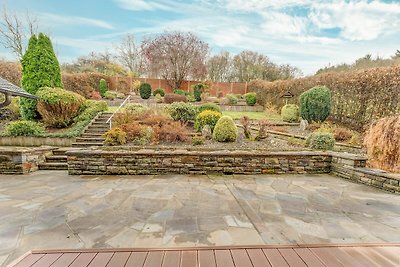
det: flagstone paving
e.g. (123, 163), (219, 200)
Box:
(0, 171), (399, 266)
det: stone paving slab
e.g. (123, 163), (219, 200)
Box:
(0, 171), (399, 266)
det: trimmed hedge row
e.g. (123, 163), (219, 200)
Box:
(248, 66), (400, 130)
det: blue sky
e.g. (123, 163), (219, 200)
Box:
(1, 0), (400, 75)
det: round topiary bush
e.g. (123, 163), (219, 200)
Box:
(307, 132), (335, 150)
(139, 82), (152, 99)
(3, 120), (45, 136)
(244, 92), (257, 106)
(167, 102), (197, 122)
(194, 110), (222, 132)
(153, 88), (165, 97)
(198, 102), (221, 113)
(213, 116), (238, 142)
(281, 104), (299, 122)
(36, 87), (85, 127)
(299, 86), (331, 123)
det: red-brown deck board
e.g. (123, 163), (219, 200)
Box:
(8, 244), (400, 267)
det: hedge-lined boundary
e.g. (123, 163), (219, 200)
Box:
(248, 66), (400, 130)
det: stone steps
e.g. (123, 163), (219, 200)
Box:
(39, 162), (68, 170)
(71, 142), (104, 147)
(72, 112), (112, 147)
(45, 155), (67, 162)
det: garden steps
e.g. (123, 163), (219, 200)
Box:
(71, 112), (111, 147)
(38, 162), (68, 170)
(39, 149), (69, 170)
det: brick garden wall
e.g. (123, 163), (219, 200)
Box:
(107, 76), (248, 96)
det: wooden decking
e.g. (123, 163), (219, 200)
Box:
(9, 244), (400, 267)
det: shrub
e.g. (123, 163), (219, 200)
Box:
(333, 127), (353, 142)
(116, 92), (125, 99)
(194, 110), (222, 132)
(167, 102), (197, 122)
(198, 102), (221, 113)
(281, 104), (299, 123)
(255, 120), (268, 140)
(3, 120), (44, 136)
(132, 80), (141, 94)
(187, 94), (196, 102)
(192, 136), (205, 146)
(90, 91), (101, 100)
(226, 94), (238, 105)
(120, 122), (143, 142)
(307, 132), (335, 150)
(153, 121), (189, 143)
(153, 88), (165, 97)
(36, 87), (85, 127)
(125, 103), (147, 115)
(364, 114), (400, 173)
(139, 82), (152, 99)
(240, 116), (252, 139)
(192, 83), (205, 101)
(244, 92), (257, 106)
(164, 93), (187, 104)
(173, 89), (188, 96)
(104, 127), (127, 146)
(104, 91), (117, 100)
(213, 116), (238, 142)
(20, 33), (63, 120)
(155, 94), (163, 103)
(299, 86), (331, 123)
(99, 78), (108, 97)
(74, 100), (108, 123)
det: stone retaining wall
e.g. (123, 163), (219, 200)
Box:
(0, 146), (54, 174)
(67, 150), (332, 175)
(67, 150), (331, 174)
(66, 148), (400, 193)
(331, 153), (400, 193)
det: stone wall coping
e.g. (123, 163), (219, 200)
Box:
(355, 167), (400, 181)
(330, 152), (367, 161)
(0, 146), (55, 154)
(66, 148), (331, 157)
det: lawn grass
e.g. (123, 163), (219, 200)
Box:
(222, 111), (281, 121)
(108, 106), (123, 113)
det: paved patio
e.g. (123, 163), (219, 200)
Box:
(1, 171), (399, 266)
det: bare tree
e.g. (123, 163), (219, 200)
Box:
(141, 31), (209, 88)
(231, 50), (300, 82)
(206, 51), (234, 82)
(0, 6), (39, 59)
(116, 33), (144, 76)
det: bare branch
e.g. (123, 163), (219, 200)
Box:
(0, 6), (39, 59)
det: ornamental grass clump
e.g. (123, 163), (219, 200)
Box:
(213, 116), (238, 142)
(281, 104), (299, 122)
(36, 87), (85, 127)
(364, 114), (400, 173)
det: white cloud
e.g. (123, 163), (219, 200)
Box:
(260, 11), (307, 36)
(114, 0), (172, 11)
(40, 12), (114, 30)
(216, 0), (311, 12)
(310, 1), (400, 41)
